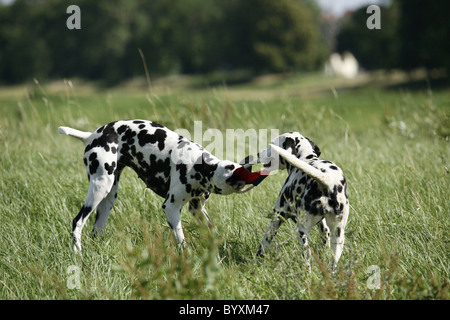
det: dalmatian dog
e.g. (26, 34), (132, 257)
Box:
(241, 132), (349, 266)
(58, 120), (269, 253)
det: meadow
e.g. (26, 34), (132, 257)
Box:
(0, 72), (448, 300)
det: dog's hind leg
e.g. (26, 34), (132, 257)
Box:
(296, 213), (323, 269)
(91, 165), (124, 237)
(72, 174), (115, 253)
(318, 219), (331, 247)
(325, 209), (349, 268)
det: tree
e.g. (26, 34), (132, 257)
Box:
(336, 3), (400, 70)
(336, 0), (450, 72)
(226, 0), (327, 73)
(0, 0), (329, 84)
(397, 0), (450, 71)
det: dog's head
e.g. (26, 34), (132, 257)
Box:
(212, 161), (270, 195)
(240, 132), (321, 172)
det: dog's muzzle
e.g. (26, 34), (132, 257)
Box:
(227, 165), (270, 193)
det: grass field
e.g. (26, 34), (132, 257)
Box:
(0, 73), (448, 300)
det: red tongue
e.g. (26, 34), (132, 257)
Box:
(232, 166), (270, 186)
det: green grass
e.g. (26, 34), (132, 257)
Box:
(0, 74), (449, 299)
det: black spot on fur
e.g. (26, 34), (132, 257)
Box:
(176, 163), (188, 185)
(192, 153), (218, 188)
(88, 152), (99, 175)
(72, 205), (93, 231)
(150, 121), (164, 128)
(189, 199), (199, 211)
(137, 129), (167, 151)
(85, 122), (118, 153)
(302, 182), (323, 215)
(104, 161), (116, 175)
(283, 137), (298, 155)
(117, 125), (128, 135)
(122, 128), (136, 144)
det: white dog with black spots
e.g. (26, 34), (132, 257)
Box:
(59, 120), (269, 253)
(241, 132), (349, 267)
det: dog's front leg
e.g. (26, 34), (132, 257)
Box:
(162, 196), (186, 250)
(256, 212), (284, 257)
(188, 194), (211, 223)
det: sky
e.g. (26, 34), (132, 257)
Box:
(316, 0), (391, 16)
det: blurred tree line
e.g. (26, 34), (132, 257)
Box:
(0, 0), (326, 84)
(1, 0), (449, 85)
(337, 0), (450, 72)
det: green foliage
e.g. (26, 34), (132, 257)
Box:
(0, 0), (327, 84)
(397, 0), (450, 71)
(336, 3), (400, 70)
(225, 0), (327, 73)
(336, 0), (450, 71)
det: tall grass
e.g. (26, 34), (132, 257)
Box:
(0, 76), (448, 299)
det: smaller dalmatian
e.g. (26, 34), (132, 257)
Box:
(58, 120), (269, 253)
(241, 132), (349, 266)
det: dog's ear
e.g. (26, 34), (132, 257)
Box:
(282, 137), (299, 156)
(305, 137), (321, 157)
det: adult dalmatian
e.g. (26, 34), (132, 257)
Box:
(59, 120), (269, 253)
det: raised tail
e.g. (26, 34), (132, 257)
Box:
(58, 126), (92, 144)
(270, 144), (333, 190)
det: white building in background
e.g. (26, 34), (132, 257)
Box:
(325, 52), (359, 79)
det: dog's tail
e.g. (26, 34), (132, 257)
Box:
(270, 144), (333, 190)
(58, 126), (92, 144)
